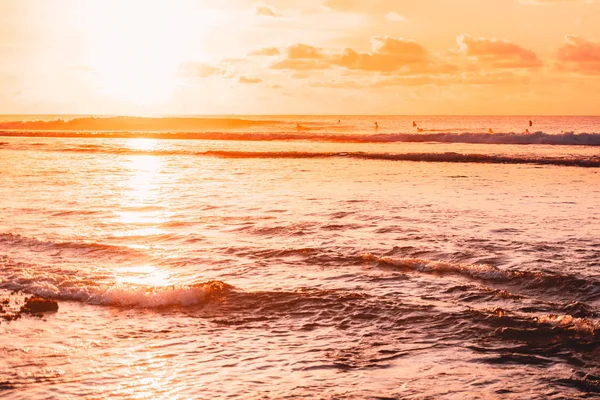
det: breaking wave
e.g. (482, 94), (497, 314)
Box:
(0, 116), (275, 132)
(0, 255), (232, 308)
(150, 150), (600, 168)
(1, 127), (600, 146)
(362, 254), (600, 300)
(12, 145), (599, 167)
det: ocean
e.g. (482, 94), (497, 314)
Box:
(0, 115), (599, 399)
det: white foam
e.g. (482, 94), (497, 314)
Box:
(0, 256), (231, 308)
(536, 314), (600, 334)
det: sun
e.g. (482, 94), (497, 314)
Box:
(76, 0), (209, 106)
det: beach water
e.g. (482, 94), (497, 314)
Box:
(1, 115), (599, 399)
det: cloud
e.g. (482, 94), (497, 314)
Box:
(457, 34), (542, 68)
(256, 4), (278, 17)
(556, 35), (600, 74)
(271, 59), (331, 70)
(270, 44), (330, 70)
(331, 37), (430, 72)
(270, 37), (455, 74)
(249, 47), (281, 56)
(384, 12), (407, 22)
(372, 76), (439, 87)
(287, 43), (326, 59)
(309, 80), (367, 89)
(178, 62), (224, 78)
(239, 76), (263, 84)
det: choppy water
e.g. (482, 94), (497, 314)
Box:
(1, 115), (600, 399)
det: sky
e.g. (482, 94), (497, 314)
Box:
(2, 0), (600, 115)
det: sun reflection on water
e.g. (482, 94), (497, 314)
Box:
(116, 265), (171, 287)
(128, 138), (158, 152)
(116, 139), (168, 237)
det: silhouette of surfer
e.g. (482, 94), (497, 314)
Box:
(412, 121), (417, 127)
(489, 128), (494, 134)
(296, 123), (301, 131)
(375, 122), (379, 130)
(526, 129), (530, 133)
(529, 120), (533, 127)
(338, 120), (341, 124)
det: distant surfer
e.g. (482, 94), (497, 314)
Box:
(489, 128), (494, 134)
(375, 122), (379, 130)
(296, 123), (301, 131)
(338, 119), (340, 124)
(412, 121), (417, 127)
(529, 120), (533, 127)
(526, 129), (530, 133)
(417, 128), (424, 132)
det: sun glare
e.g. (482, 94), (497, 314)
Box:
(128, 138), (158, 152)
(116, 265), (170, 287)
(77, 0), (208, 106)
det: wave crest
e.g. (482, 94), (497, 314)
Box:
(0, 255), (232, 308)
(0, 116), (274, 132)
(1, 128), (600, 146)
(5, 144), (600, 168)
(363, 253), (600, 300)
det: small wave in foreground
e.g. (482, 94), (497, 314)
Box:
(9, 145), (599, 167)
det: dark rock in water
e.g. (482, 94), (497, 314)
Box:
(20, 296), (59, 314)
(1, 312), (21, 322)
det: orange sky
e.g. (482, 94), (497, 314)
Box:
(2, 0), (600, 115)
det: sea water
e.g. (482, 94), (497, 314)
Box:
(0, 115), (599, 399)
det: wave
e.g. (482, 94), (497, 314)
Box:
(0, 233), (148, 260)
(175, 150), (600, 167)
(465, 307), (600, 338)
(3, 278), (233, 308)
(536, 314), (600, 335)
(17, 145), (599, 168)
(0, 116), (275, 132)
(0, 255), (232, 307)
(362, 254), (600, 300)
(2, 128), (600, 146)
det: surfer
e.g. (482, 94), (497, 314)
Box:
(526, 129), (530, 133)
(489, 128), (494, 134)
(412, 121), (417, 127)
(296, 123), (301, 131)
(417, 128), (424, 132)
(375, 122), (379, 130)
(529, 120), (533, 127)
(338, 119), (340, 124)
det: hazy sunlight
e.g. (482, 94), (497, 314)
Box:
(77, 0), (208, 106)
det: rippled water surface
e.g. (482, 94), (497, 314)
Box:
(1, 116), (600, 399)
